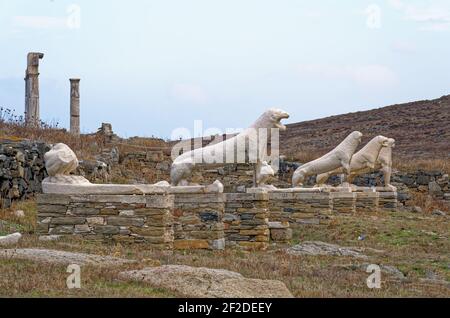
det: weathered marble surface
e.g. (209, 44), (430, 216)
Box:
(316, 136), (392, 188)
(170, 109), (289, 186)
(42, 143), (224, 195)
(44, 143), (79, 177)
(25, 52), (44, 126)
(70, 78), (81, 136)
(292, 131), (363, 187)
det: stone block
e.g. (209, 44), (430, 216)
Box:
(270, 228), (293, 242)
(174, 239), (210, 250)
(93, 225), (120, 235)
(37, 194), (70, 205)
(50, 217), (86, 225)
(107, 217), (145, 227)
(38, 204), (68, 214)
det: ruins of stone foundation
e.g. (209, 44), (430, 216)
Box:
(18, 51), (433, 251)
(36, 110), (399, 251)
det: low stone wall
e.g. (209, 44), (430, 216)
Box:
(36, 188), (399, 250)
(0, 140), (49, 208)
(37, 193), (174, 249)
(224, 193), (270, 250)
(378, 191), (398, 212)
(173, 192), (225, 250)
(330, 192), (357, 214)
(268, 190), (331, 225)
(355, 191), (379, 213)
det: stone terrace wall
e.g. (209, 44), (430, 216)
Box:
(378, 191), (398, 212)
(355, 191), (379, 213)
(37, 193), (174, 249)
(173, 192), (225, 250)
(224, 193), (270, 250)
(0, 140), (50, 208)
(330, 192), (357, 214)
(268, 191), (331, 225)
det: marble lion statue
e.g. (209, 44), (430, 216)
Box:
(292, 131), (363, 187)
(44, 143), (79, 176)
(43, 143), (91, 185)
(170, 108), (290, 186)
(256, 161), (276, 190)
(315, 135), (390, 187)
(317, 137), (396, 190)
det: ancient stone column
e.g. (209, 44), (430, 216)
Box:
(24, 52), (44, 126)
(70, 79), (80, 136)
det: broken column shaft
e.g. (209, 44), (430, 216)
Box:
(70, 78), (80, 136)
(25, 52), (44, 126)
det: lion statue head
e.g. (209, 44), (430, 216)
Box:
(251, 108), (290, 131)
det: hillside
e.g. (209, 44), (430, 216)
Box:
(280, 95), (450, 165)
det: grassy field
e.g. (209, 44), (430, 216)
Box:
(0, 200), (449, 298)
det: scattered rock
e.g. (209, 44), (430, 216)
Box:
(432, 209), (446, 216)
(428, 181), (443, 196)
(412, 206), (423, 213)
(118, 265), (293, 298)
(0, 233), (22, 246)
(286, 241), (368, 259)
(14, 210), (25, 218)
(270, 228), (293, 242)
(0, 248), (135, 266)
(38, 235), (62, 242)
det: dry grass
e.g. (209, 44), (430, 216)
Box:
(394, 158), (450, 174)
(0, 108), (109, 160)
(0, 200), (448, 298)
(408, 192), (449, 213)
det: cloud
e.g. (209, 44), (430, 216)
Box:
(391, 40), (417, 53)
(171, 84), (208, 104)
(296, 64), (398, 88)
(387, 0), (450, 31)
(12, 16), (68, 29)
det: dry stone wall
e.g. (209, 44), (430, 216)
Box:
(172, 192), (225, 250)
(268, 191), (331, 225)
(224, 193), (270, 250)
(37, 193), (174, 249)
(0, 140), (50, 208)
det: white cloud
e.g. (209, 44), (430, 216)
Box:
(387, 0), (450, 31)
(391, 40), (417, 53)
(171, 84), (208, 104)
(12, 16), (68, 29)
(297, 64), (398, 88)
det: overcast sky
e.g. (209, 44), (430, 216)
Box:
(1, 0), (450, 139)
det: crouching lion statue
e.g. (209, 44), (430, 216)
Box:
(170, 108), (290, 186)
(292, 131), (363, 187)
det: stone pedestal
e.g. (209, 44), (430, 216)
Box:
(37, 193), (174, 249)
(268, 221), (292, 243)
(224, 192), (270, 250)
(355, 189), (379, 213)
(171, 188), (225, 250)
(378, 191), (398, 212)
(330, 192), (357, 214)
(25, 52), (44, 126)
(70, 79), (80, 136)
(268, 188), (331, 225)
